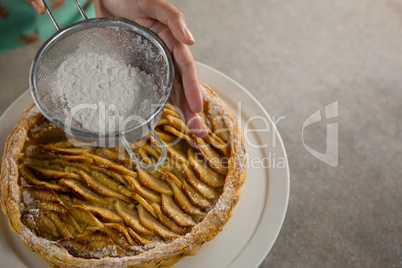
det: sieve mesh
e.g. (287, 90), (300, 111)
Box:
(31, 18), (173, 140)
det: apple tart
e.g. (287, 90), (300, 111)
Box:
(0, 83), (246, 267)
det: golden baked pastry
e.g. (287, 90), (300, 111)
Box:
(0, 83), (246, 267)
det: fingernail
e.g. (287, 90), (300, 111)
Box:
(195, 127), (208, 138)
(190, 115), (208, 137)
(31, 0), (46, 14)
(184, 27), (195, 43)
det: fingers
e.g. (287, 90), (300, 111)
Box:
(29, 0), (46, 15)
(169, 76), (208, 138)
(173, 43), (203, 113)
(149, 24), (203, 115)
(179, 99), (208, 138)
(138, 0), (195, 45)
(96, 0), (204, 135)
(184, 108), (209, 138)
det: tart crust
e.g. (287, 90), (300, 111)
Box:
(0, 83), (246, 267)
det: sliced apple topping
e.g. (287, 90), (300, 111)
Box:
(148, 135), (188, 165)
(97, 148), (132, 166)
(155, 130), (177, 142)
(151, 202), (189, 235)
(166, 115), (191, 135)
(29, 200), (66, 214)
(160, 170), (182, 188)
(25, 164), (81, 180)
(203, 131), (230, 158)
(89, 165), (129, 186)
(194, 137), (228, 175)
(79, 231), (126, 257)
(188, 150), (225, 187)
(137, 168), (173, 196)
(78, 230), (111, 243)
(125, 175), (161, 203)
(170, 183), (205, 216)
(163, 125), (193, 144)
(21, 210), (59, 240)
(182, 181), (212, 209)
(27, 144), (92, 156)
(137, 204), (179, 240)
(157, 117), (169, 126)
(79, 170), (132, 203)
(20, 166), (68, 192)
(59, 211), (83, 235)
(114, 200), (154, 236)
(127, 227), (155, 245)
(22, 185), (62, 203)
(87, 154), (137, 177)
(161, 195), (196, 228)
(141, 142), (162, 159)
(90, 170), (123, 190)
(104, 223), (138, 246)
(67, 206), (104, 230)
(80, 204), (124, 223)
(17, 99), (238, 259)
(60, 179), (110, 205)
(182, 165), (221, 200)
(44, 210), (72, 238)
(163, 104), (180, 118)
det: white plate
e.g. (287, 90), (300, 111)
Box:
(0, 62), (289, 268)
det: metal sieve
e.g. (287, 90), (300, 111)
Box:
(29, 0), (173, 169)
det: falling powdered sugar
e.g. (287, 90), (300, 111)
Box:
(56, 52), (158, 133)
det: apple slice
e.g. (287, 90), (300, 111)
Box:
(114, 200), (154, 236)
(137, 204), (179, 239)
(161, 194), (196, 228)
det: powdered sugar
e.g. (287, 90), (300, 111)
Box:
(56, 52), (158, 134)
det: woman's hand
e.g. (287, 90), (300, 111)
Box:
(28, 0), (46, 14)
(94, 0), (207, 137)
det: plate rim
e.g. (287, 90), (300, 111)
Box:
(196, 62), (289, 267)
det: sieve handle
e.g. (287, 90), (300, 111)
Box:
(120, 129), (167, 170)
(73, 0), (88, 20)
(43, 0), (88, 31)
(43, 0), (60, 31)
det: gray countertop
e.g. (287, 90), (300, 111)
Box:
(0, 0), (401, 267)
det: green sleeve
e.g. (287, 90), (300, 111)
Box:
(0, 0), (95, 53)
